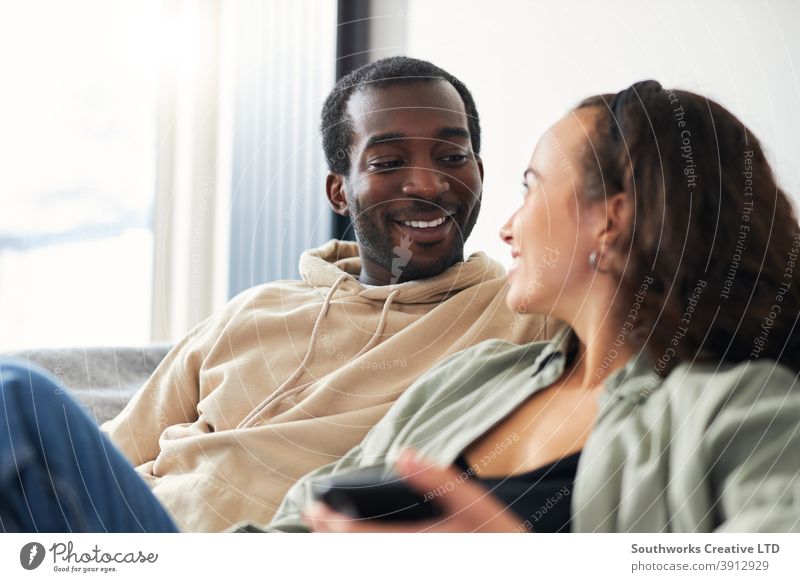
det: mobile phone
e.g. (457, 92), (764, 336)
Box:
(311, 465), (444, 522)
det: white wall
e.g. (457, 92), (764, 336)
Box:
(382, 0), (800, 268)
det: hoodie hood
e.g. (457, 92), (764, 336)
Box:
(299, 239), (507, 303)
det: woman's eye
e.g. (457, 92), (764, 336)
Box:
(521, 181), (530, 197)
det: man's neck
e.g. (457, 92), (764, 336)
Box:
(356, 249), (464, 286)
(357, 269), (394, 286)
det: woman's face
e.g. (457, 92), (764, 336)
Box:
(500, 108), (604, 320)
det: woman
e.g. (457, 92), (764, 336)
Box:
(262, 80), (800, 533)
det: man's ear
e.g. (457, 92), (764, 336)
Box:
(326, 173), (349, 216)
(476, 156), (485, 184)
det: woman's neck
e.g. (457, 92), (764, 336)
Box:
(566, 308), (638, 390)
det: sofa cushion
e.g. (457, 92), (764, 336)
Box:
(3, 345), (171, 424)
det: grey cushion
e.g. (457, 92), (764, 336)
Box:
(3, 345), (171, 424)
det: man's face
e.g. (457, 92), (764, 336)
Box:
(330, 81), (483, 283)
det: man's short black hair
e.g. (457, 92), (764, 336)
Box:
(320, 56), (481, 174)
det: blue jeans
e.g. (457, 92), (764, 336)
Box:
(0, 359), (179, 532)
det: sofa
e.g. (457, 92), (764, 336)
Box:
(5, 345), (171, 423)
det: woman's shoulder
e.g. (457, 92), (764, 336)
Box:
(668, 357), (797, 390)
(390, 333), (561, 410)
(663, 357), (800, 421)
(429, 333), (555, 373)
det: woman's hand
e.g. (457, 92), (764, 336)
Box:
(302, 449), (526, 533)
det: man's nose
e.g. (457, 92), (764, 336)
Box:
(402, 166), (449, 198)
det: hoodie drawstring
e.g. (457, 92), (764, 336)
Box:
(237, 277), (400, 429)
(237, 274), (347, 428)
(349, 288), (399, 360)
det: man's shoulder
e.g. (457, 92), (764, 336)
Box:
(224, 278), (318, 310)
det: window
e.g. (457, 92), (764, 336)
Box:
(0, 0), (162, 349)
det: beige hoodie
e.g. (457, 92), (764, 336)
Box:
(101, 240), (550, 532)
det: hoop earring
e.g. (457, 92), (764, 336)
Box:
(589, 250), (609, 274)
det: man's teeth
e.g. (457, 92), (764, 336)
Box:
(402, 216), (447, 229)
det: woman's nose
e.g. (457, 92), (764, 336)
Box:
(499, 212), (515, 245)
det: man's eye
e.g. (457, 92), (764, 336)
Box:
(440, 154), (467, 164)
(369, 160), (404, 170)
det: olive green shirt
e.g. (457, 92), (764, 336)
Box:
(244, 326), (800, 533)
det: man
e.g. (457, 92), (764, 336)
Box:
(101, 57), (550, 532)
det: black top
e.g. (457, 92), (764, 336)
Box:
(454, 451), (580, 533)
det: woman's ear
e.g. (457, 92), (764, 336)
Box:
(326, 173), (349, 216)
(596, 191), (633, 255)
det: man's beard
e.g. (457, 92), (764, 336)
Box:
(347, 194), (481, 282)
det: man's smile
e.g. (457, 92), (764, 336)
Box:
(390, 210), (457, 243)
